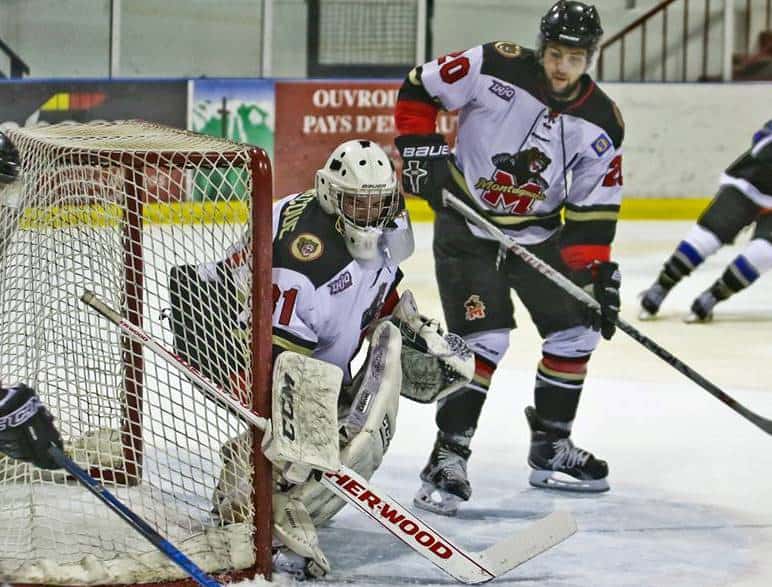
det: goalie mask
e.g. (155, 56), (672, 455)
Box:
(316, 140), (413, 266)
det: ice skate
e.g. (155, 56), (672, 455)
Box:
(525, 406), (609, 492)
(414, 433), (472, 516)
(638, 283), (668, 320)
(684, 290), (717, 323)
(272, 545), (327, 581)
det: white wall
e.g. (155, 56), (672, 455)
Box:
(605, 82), (770, 197)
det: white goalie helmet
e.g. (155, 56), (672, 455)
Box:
(316, 139), (413, 266)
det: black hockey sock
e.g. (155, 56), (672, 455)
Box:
(713, 255), (760, 299)
(657, 243), (702, 289)
(533, 353), (589, 432)
(436, 387), (486, 440)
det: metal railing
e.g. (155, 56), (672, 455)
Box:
(0, 37), (29, 79)
(598, 0), (771, 82)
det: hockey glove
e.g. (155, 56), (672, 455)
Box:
(573, 261), (621, 340)
(394, 133), (450, 209)
(0, 384), (64, 469)
(0, 131), (20, 185)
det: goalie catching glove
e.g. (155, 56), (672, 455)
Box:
(0, 384), (63, 470)
(389, 290), (474, 403)
(394, 133), (450, 209)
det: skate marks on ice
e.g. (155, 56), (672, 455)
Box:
(314, 482), (762, 586)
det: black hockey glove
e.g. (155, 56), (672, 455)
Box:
(0, 384), (63, 469)
(573, 261), (621, 340)
(0, 131), (21, 185)
(394, 133), (450, 209)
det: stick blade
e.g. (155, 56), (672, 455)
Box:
(473, 511), (577, 579)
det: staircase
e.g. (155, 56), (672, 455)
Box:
(597, 0), (771, 82)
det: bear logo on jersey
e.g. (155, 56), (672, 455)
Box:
(464, 295), (486, 321)
(290, 233), (324, 261)
(474, 147), (551, 214)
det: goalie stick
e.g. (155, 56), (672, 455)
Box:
(47, 445), (221, 587)
(80, 290), (576, 584)
(443, 192), (772, 436)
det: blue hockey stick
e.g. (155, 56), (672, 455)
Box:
(47, 445), (221, 587)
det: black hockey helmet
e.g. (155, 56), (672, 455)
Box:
(539, 1), (603, 52)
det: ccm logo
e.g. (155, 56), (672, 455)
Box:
(402, 145), (449, 158)
(279, 373), (296, 441)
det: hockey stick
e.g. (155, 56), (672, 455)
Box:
(80, 290), (576, 584)
(47, 445), (221, 587)
(443, 192), (772, 436)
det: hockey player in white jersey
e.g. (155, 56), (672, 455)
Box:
(395, 1), (624, 514)
(0, 132), (65, 471)
(640, 120), (772, 322)
(167, 139), (472, 579)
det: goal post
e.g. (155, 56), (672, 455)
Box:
(0, 121), (273, 585)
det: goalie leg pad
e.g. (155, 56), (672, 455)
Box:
(212, 432), (253, 524)
(273, 493), (331, 578)
(263, 351), (342, 483)
(288, 321), (402, 526)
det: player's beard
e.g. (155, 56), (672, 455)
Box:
(548, 77), (582, 101)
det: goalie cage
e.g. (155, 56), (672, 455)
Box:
(0, 121), (274, 585)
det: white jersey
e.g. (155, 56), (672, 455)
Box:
(268, 191), (403, 382)
(415, 42), (625, 246)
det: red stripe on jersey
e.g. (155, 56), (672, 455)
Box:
(395, 99), (439, 135)
(560, 244), (611, 271)
(542, 353), (589, 375)
(378, 288), (401, 319)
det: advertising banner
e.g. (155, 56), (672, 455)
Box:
(190, 79), (275, 201)
(0, 80), (187, 129)
(274, 81), (457, 198)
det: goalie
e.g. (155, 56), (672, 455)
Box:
(167, 139), (473, 579)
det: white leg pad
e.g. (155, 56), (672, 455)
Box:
(288, 321), (402, 526)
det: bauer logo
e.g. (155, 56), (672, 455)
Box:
(591, 134), (611, 156)
(488, 81), (515, 102)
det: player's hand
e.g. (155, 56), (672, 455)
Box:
(573, 261), (621, 340)
(394, 133), (450, 209)
(0, 131), (21, 185)
(0, 384), (64, 469)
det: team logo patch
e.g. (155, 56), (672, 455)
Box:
(475, 147), (550, 214)
(591, 134), (611, 156)
(493, 41), (521, 58)
(328, 271), (352, 295)
(488, 80), (515, 102)
(464, 295), (486, 321)
(290, 233), (323, 261)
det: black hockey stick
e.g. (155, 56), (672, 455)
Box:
(47, 445), (221, 587)
(443, 193), (772, 436)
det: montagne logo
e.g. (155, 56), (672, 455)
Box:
(475, 147), (551, 214)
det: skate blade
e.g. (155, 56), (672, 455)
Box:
(683, 311), (713, 324)
(529, 470), (610, 493)
(413, 482), (464, 516)
(637, 308), (658, 321)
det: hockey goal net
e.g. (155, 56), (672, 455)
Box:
(0, 121), (273, 585)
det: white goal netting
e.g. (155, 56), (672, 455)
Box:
(0, 121), (272, 585)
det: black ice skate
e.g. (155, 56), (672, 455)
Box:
(638, 283), (668, 320)
(414, 433), (472, 516)
(684, 290), (718, 323)
(525, 406), (609, 493)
